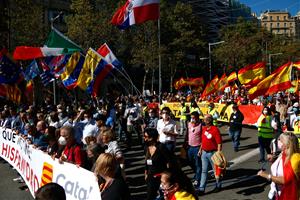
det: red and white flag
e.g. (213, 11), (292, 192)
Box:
(13, 46), (65, 60)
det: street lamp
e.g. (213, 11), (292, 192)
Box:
(209, 41), (225, 80)
(268, 53), (283, 74)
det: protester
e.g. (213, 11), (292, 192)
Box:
(144, 108), (159, 129)
(185, 111), (202, 187)
(35, 182), (66, 200)
(228, 104), (244, 152)
(58, 126), (85, 167)
(160, 170), (198, 200)
(179, 99), (189, 136)
(198, 114), (222, 194)
(94, 153), (131, 200)
(257, 132), (300, 200)
(144, 128), (172, 200)
(257, 106), (274, 163)
(86, 143), (104, 171)
(208, 103), (219, 126)
(156, 107), (178, 153)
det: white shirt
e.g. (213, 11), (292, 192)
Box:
(81, 119), (98, 144)
(157, 119), (178, 143)
(268, 154), (283, 199)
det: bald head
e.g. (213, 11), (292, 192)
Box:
(36, 121), (47, 132)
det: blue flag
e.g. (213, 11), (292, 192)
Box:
(0, 55), (21, 84)
(24, 60), (40, 81)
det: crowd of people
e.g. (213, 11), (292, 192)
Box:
(0, 89), (299, 200)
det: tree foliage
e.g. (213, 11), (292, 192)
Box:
(10, 0), (46, 48)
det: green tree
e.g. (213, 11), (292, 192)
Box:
(10, 0), (46, 49)
(65, 0), (120, 49)
(160, 0), (206, 91)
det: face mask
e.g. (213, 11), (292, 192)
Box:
(277, 140), (283, 150)
(208, 106), (212, 110)
(263, 111), (268, 115)
(58, 136), (67, 146)
(149, 113), (155, 118)
(162, 114), (167, 119)
(293, 107), (298, 112)
(233, 110), (237, 114)
(190, 118), (196, 123)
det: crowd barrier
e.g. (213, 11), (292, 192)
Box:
(161, 103), (263, 126)
(0, 127), (101, 200)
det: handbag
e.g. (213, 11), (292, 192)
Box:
(211, 151), (227, 169)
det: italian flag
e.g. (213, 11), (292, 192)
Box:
(13, 46), (67, 60)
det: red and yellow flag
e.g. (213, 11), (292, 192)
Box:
(227, 71), (237, 83)
(201, 75), (219, 98)
(248, 62), (291, 100)
(174, 77), (204, 90)
(266, 63), (292, 95)
(238, 62), (266, 87)
(215, 74), (228, 92)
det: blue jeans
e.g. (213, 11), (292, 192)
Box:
(199, 150), (221, 191)
(229, 129), (241, 149)
(258, 136), (272, 161)
(163, 141), (176, 153)
(188, 146), (201, 183)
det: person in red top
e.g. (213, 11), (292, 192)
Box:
(59, 126), (84, 168)
(197, 114), (222, 194)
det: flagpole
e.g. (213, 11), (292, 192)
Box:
(158, 19), (162, 104)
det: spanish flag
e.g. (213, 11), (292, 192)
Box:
(201, 75), (218, 98)
(266, 63), (292, 95)
(227, 71), (237, 83)
(248, 62), (291, 100)
(293, 61), (300, 70)
(215, 74), (228, 92)
(238, 62), (266, 87)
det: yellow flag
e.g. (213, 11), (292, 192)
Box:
(60, 52), (81, 81)
(77, 48), (102, 90)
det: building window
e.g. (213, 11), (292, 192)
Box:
(264, 23), (267, 28)
(277, 29), (280, 33)
(284, 23), (286, 27)
(277, 23), (280, 28)
(277, 16), (279, 21)
(270, 16), (273, 21)
(284, 16), (286, 20)
(270, 23), (273, 28)
(284, 29), (287, 34)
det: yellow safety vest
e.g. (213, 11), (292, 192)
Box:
(209, 109), (218, 126)
(257, 115), (273, 138)
(180, 106), (188, 120)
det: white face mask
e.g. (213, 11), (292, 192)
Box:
(263, 110), (268, 115)
(190, 118), (196, 123)
(58, 136), (67, 146)
(277, 140), (283, 150)
(162, 114), (167, 119)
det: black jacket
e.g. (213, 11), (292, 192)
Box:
(229, 110), (244, 131)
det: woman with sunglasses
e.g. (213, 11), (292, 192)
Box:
(258, 132), (300, 200)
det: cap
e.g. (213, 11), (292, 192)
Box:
(293, 102), (299, 107)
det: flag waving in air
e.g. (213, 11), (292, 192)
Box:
(111, 0), (160, 29)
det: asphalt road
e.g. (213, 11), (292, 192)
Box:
(0, 125), (271, 200)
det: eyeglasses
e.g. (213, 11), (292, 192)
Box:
(161, 184), (174, 192)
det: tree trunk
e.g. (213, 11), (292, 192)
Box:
(151, 68), (155, 94)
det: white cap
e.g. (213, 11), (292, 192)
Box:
(293, 102), (299, 107)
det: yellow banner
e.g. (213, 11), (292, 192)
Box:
(162, 103), (233, 122)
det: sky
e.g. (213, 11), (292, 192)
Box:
(239, 0), (300, 16)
